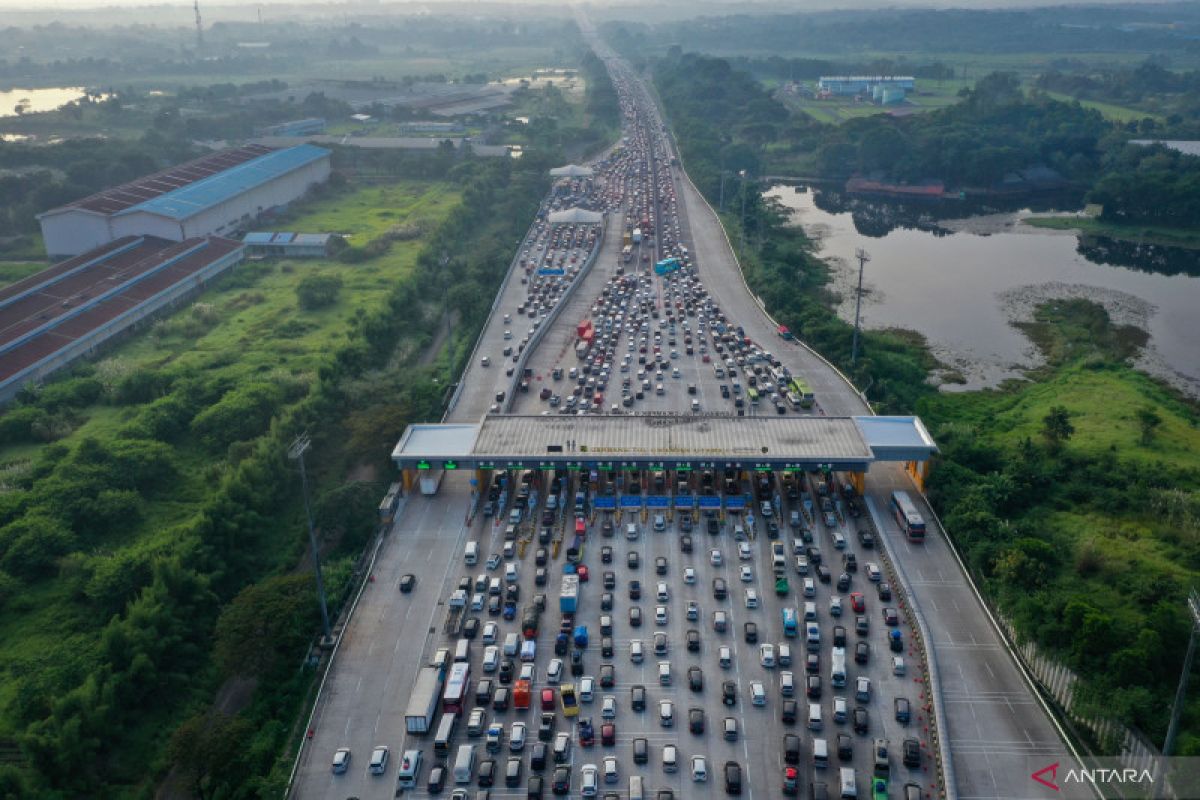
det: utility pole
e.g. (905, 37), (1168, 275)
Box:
(850, 248), (871, 366)
(1164, 588), (1200, 755)
(289, 433), (333, 646)
(739, 170), (748, 245)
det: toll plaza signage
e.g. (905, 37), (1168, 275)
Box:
(698, 496), (722, 509)
(674, 495), (695, 509)
(726, 496), (746, 510)
(646, 496), (670, 508)
(593, 496), (617, 510)
(619, 495), (643, 509)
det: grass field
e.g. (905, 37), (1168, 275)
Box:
(0, 261), (48, 287)
(1042, 91), (1162, 123)
(0, 180), (458, 741)
(779, 79), (971, 123)
(1023, 214), (1200, 250)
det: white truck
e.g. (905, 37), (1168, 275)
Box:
(405, 666), (445, 734)
(420, 468), (445, 496)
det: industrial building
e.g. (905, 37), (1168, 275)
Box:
(818, 75), (915, 97)
(0, 235), (244, 402)
(38, 143), (332, 259)
(243, 232), (336, 258)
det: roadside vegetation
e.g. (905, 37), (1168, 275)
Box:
(653, 51), (1200, 754)
(0, 146), (555, 795)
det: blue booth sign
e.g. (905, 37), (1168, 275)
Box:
(538, 267), (566, 276)
(619, 495), (643, 509)
(646, 496), (671, 509)
(698, 496), (722, 509)
(725, 496), (746, 510)
(593, 496), (616, 510)
(674, 495), (695, 509)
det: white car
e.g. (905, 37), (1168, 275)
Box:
(750, 681), (766, 706)
(710, 548), (722, 566)
(740, 565), (753, 582)
(691, 755), (708, 782)
(893, 656), (907, 676)
(510, 721), (527, 752)
(719, 645), (733, 669)
(866, 562), (882, 582)
(369, 745), (389, 775)
(683, 567), (696, 584)
(602, 695), (617, 719)
(744, 589), (759, 609)
(331, 747), (351, 775)
(830, 597), (843, 617)
(659, 699), (675, 727)
(630, 639), (644, 663)
(547, 658), (564, 684)
(483, 622), (499, 644)
(519, 662), (536, 683)
(505, 562), (519, 583)
(663, 744), (678, 772)
(803, 578), (816, 598)
(579, 676), (595, 702)
(686, 601), (700, 621)
(760, 643), (776, 668)
(738, 542), (752, 560)
(655, 606), (668, 625)
(656, 582), (669, 602)
(603, 755), (618, 784)
(483, 645), (500, 672)
(581, 763), (599, 797)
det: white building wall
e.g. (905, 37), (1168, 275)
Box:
(39, 211), (114, 258)
(181, 157), (331, 240)
(111, 212), (185, 243)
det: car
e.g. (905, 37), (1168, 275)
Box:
(890, 630), (905, 652)
(478, 758), (496, 787)
(692, 755), (708, 782)
(578, 718), (596, 747)
(399, 574), (416, 593)
(895, 697), (912, 724)
(331, 747), (351, 775)
(577, 564), (590, 583)
(634, 737), (649, 765)
(722, 680), (737, 706)
(629, 580), (642, 600)
(601, 546), (613, 563)
(738, 542), (752, 560)
(631, 684), (646, 712)
(884, 607), (900, 626)
(579, 762), (597, 796)
(875, 738), (891, 774)
(837, 572), (851, 592)
(724, 761), (743, 795)
(655, 606), (668, 625)
(854, 706), (870, 735)
(506, 756), (524, 788)
(368, 745), (389, 775)
(760, 643), (776, 668)
(903, 738), (921, 768)
(655, 556), (668, 575)
(688, 666), (704, 692)
(602, 695), (617, 719)
(866, 563), (882, 582)
(629, 607), (642, 627)
(850, 592), (865, 613)
(740, 565), (753, 582)
(856, 641), (871, 665)
(628, 552), (640, 569)
(428, 763), (446, 793)
(663, 744), (679, 773)
(511, 721), (528, 752)
(656, 582), (669, 602)
(893, 656), (907, 676)
(601, 722), (616, 746)
(856, 615), (869, 636)
(487, 554), (502, 571)
(687, 705), (706, 734)
(659, 699), (675, 727)
(552, 764), (571, 794)
(547, 658), (563, 684)
(603, 571), (615, 589)
(744, 622), (758, 643)
(856, 676), (872, 702)
(686, 628), (701, 652)
(710, 548), (723, 566)
(713, 578), (728, 600)
(807, 674), (822, 699)
(714, 610), (728, 632)
(539, 712), (556, 741)
(603, 755), (618, 783)
(877, 582), (893, 602)
(683, 567), (696, 584)
(483, 621), (499, 644)
(806, 653), (821, 674)
(838, 733), (854, 761)
(781, 698), (798, 725)
(687, 601), (700, 621)
(744, 589), (759, 608)
(600, 664), (615, 687)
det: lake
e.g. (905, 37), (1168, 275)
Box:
(0, 86), (99, 117)
(767, 185), (1200, 396)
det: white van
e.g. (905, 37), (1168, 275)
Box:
(503, 633), (520, 657)
(629, 774), (645, 800)
(804, 601), (817, 621)
(465, 542), (479, 565)
(626, 523), (639, 540)
(813, 737), (829, 769)
(434, 712), (458, 757)
(658, 661), (671, 685)
(630, 639), (644, 663)
(808, 703), (823, 731)
(840, 767), (857, 798)
(520, 639), (537, 662)
(454, 638), (471, 663)
(778, 643), (792, 667)
(453, 744), (476, 784)
(397, 749), (423, 790)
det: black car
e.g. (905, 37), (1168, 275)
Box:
(843, 553), (857, 572)
(536, 567), (548, 586)
(903, 738), (921, 768)
(629, 580), (642, 600)
(478, 758), (496, 787)
(689, 707), (706, 734)
(571, 650), (584, 676)
(601, 592), (613, 611)
(836, 572), (851, 592)
(600, 664), (615, 688)
(884, 607), (900, 626)
(532, 741), (549, 770)
(877, 582), (893, 601)
(655, 557), (668, 575)
(806, 653), (821, 674)
(489, 595), (503, 615)
(686, 629), (700, 652)
(399, 574), (416, 593)
(781, 698), (798, 725)
(476, 679), (494, 707)
(713, 578), (728, 600)
(854, 706), (870, 735)
(603, 571), (615, 589)
(894, 697), (911, 725)
(688, 666), (704, 692)
(806, 546), (822, 565)
(722, 680), (737, 706)
(601, 546), (613, 563)
(724, 761), (743, 795)
(602, 637), (614, 658)
(816, 564), (832, 584)
(506, 584), (520, 603)
(631, 684), (646, 712)
(540, 712), (556, 742)
(784, 734), (801, 765)
(855, 641), (870, 665)
(629, 607), (642, 627)
(837, 734), (853, 761)
(708, 518), (720, 535)
(855, 616), (869, 637)
(552, 764), (571, 795)
(499, 659), (514, 684)
(528, 774), (545, 798)
(833, 625), (847, 648)
(633, 737), (649, 764)
(428, 764), (446, 794)
(744, 622), (758, 643)
(506, 757), (523, 787)
(628, 552), (640, 569)
(680, 534), (693, 553)
(858, 530), (875, 549)
(806, 674), (822, 699)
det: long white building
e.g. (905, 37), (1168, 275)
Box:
(38, 143), (331, 258)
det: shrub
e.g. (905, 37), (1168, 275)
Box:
(296, 273), (344, 309)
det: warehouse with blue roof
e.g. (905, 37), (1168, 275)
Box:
(37, 143), (332, 258)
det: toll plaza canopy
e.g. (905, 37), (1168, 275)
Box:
(393, 413), (937, 472)
(548, 207), (604, 225)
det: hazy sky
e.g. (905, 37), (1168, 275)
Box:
(0, 0), (1172, 9)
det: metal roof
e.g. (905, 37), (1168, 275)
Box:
(548, 207), (603, 225)
(39, 144), (276, 218)
(550, 164), (594, 177)
(243, 232), (275, 244)
(392, 414), (936, 470)
(116, 144), (331, 222)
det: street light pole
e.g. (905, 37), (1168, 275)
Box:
(1164, 588), (1200, 755)
(289, 433), (333, 645)
(738, 169), (747, 245)
(850, 248), (871, 367)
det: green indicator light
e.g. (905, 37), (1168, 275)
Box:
(445, 461), (458, 470)
(417, 460), (431, 470)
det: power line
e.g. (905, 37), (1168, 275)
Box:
(289, 433), (332, 644)
(850, 247), (871, 366)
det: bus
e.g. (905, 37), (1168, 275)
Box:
(747, 387), (760, 405)
(788, 378), (815, 409)
(831, 647), (847, 688)
(890, 490), (926, 543)
(442, 662), (471, 713)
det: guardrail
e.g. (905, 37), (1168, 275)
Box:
(501, 215), (609, 412)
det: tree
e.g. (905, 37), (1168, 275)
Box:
(1136, 406), (1162, 446)
(169, 711), (256, 800)
(1041, 405), (1074, 452)
(296, 273), (343, 309)
(213, 573), (318, 679)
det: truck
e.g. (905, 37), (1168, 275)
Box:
(420, 469), (445, 496)
(405, 666), (445, 734)
(521, 606), (540, 639)
(622, 231), (632, 248)
(576, 320), (594, 340)
(575, 341), (590, 360)
(573, 625), (589, 648)
(565, 533), (584, 563)
(514, 679), (532, 710)
(654, 257), (682, 276)
(560, 574), (579, 614)
(778, 324), (795, 341)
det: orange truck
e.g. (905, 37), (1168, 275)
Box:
(514, 679), (532, 711)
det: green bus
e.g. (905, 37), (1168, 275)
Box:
(788, 379), (815, 408)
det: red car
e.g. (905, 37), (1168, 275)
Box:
(541, 688), (556, 711)
(577, 565), (590, 583)
(849, 592), (865, 613)
(601, 723), (616, 746)
(783, 766), (799, 796)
